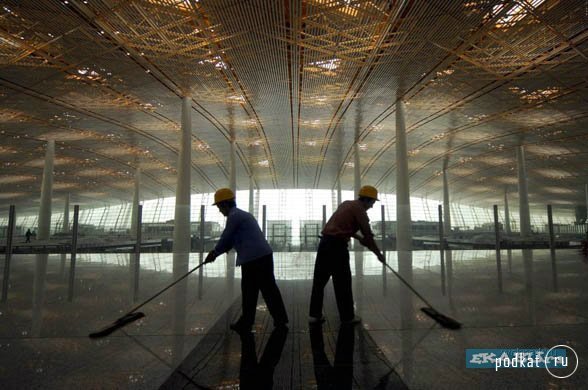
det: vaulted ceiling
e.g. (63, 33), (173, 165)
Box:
(1, 0), (587, 213)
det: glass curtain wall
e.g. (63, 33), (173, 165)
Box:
(0, 190), (578, 239)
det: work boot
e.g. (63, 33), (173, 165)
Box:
(230, 319), (252, 333)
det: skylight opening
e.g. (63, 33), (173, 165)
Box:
(308, 0), (359, 18)
(226, 94), (245, 103)
(0, 175), (35, 184)
(0, 37), (19, 47)
(145, 0), (195, 11)
(509, 86), (561, 102)
(435, 69), (454, 77)
(195, 142), (210, 151)
(198, 55), (227, 70)
(301, 119), (322, 129)
(489, 0), (546, 29)
(248, 139), (263, 147)
(309, 58), (341, 71)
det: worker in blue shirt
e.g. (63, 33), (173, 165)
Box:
(205, 188), (289, 333)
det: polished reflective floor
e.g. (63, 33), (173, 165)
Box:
(0, 249), (586, 389)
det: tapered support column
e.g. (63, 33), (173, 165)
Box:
(38, 140), (54, 240)
(396, 98), (412, 251)
(33, 140), (54, 336)
(353, 121), (361, 251)
(443, 169), (451, 236)
(229, 140), (237, 193)
(504, 187), (511, 235)
(337, 178), (342, 205)
(63, 193), (70, 233)
(2, 205), (15, 301)
(173, 96), (192, 255)
(172, 96), (192, 347)
(354, 157), (364, 272)
(229, 103), (237, 193)
(130, 168), (141, 237)
(227, 132), (237, 272)
(354, 142), (361, 197)
(248, 175), (254, 214)
(585, 184), (588, 222)
(353, 112), (361, 196)
(517, 146), (531, 237)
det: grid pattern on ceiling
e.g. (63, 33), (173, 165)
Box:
(0, 0), (587, 213)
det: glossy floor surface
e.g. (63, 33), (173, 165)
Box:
(0, 249), (586, 389)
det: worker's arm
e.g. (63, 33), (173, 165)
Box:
(352, 233), (386, 263)
(354, 207), (385, 263)
(206, 212), (239, 263)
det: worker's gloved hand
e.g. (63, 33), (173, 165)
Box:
(204, 250), (217, 264)
(376, 252), (386, 264)
(358, 236), (369, 247)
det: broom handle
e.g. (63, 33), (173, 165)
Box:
(383, 261), (433, 309)
(125, 261), (207, 316)
(350, 234), (434, 308)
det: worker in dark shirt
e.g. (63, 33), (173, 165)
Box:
(205, 188), (289, 332)
(309, 185), (385, 325)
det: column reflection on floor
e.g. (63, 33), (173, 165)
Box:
(523, 249), (536, 325)
(32, 253), (48, 337)
(172, 252), (189, 367)
(445, 249), (457, 317)
(354, 250), (364, 314)
(398, 249), (414, 384)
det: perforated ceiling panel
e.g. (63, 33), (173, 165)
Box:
(0, 0), (587, 211)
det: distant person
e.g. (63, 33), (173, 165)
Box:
(308, 185), (385, 325)
(25, 229), (32, 243)
(205, 188), (289, 332)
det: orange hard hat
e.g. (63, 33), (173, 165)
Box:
(213, 188), (235, 205)
(358, 185), (379, 200)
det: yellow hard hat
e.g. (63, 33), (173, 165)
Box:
(358, 185), (379, 200)
(213, 188), (235, 205)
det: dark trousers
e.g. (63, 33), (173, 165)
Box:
(309, 237), (355, 321)
(240, 254), (288, 326)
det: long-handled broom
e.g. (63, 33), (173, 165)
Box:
(382, 261), (461, 329)
(89, 261), (209, 338)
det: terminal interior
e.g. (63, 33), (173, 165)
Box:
(1, 1), (587, 388)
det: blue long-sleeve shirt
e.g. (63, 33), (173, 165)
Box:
(213, 207), (272, 266)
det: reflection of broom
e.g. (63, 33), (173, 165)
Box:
(89, 262), (208, 338)
(353, 234), (461, 330)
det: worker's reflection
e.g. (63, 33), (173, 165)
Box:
(239, 326), (288, 389)
(310, 324), (355, 389)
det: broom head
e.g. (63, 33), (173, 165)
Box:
(89, 312), (145, 339)
(421, 307), (461, 330)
